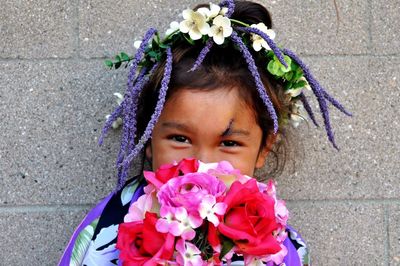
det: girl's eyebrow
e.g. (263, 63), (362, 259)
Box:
(161, 121), (191, 132)
(221, 120), (250, 137)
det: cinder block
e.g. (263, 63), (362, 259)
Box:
(78, 0), (199, 58)
(0, 208), (89, 266)
(0, 0), (75, 59)
(259, 0), (369, 55)
(0, 61), (142, 205)
(389, 205), (400, 265)
(287, 202), (386, 265)
(271, 56), (400, 200)
(79, 0), (369, 58)
(371, 1), (400, 54)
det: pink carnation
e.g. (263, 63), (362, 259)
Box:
(157, 172), (227, 215)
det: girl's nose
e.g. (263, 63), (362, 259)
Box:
(193, 147), (216, 164)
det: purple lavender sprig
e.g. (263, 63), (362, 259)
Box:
(98, 28), (156, 147)
(126, 28), (157, 92)
(219, 0), (235, 18)
(98, 104), (123, 146)
(116, 66), (149, 168)
(322, 89), (352, 116)
(283, 48), (347, 150)
(235, 26), (287, 68)
(299, 92), (319, 127)
(189, 39), (214, 72)
(126, 63), (159, 153)
(116, 47), (173, 190)
(230, 31), (279, 134)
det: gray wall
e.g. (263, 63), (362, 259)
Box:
(1, 0), (399, 265)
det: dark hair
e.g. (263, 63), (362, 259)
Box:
(137, 1), (291, 177)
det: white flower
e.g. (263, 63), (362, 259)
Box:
(179, 9), (210, 40)
(113, 92), (124, 105)
(165, 21), (180, 36)
(285, 78), (311, 97)
(133, 40), (142, 49)
(250, 23), (276, 51)
(208, 15), (233, 45)
(290, 102), (307, 128)
(220, 7), (229, 16)
(197, 3), (221, 21)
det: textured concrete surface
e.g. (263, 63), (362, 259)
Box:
(0, 0), (76, 58)
(0, 208), (89, 265)
(287, 201), (386, 265)
(262, 0), (370, 55)
(1, 0), (399, 265)
(371, 1), (400, 55)
(275, 56), (400, 200)
(389, 205), (400, 265)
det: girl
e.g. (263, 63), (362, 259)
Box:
(60, 0), (350, 265)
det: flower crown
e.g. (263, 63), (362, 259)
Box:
(99, 0), (352, 190)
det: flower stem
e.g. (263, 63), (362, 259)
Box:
(230, 19), (250, 27)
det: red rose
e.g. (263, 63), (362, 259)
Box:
(116, 212), (175, 265)
(218, 179), (282, 256)
(144, 158), (199, 189)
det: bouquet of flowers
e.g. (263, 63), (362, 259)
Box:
(116, 158), (289, 265)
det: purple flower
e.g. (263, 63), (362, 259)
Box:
(117, 47), (173, 190)
(116, 66), (149, 166)
(98, 104), (123, 146)
(230, 31), (279, 134)
(299, 92), (319, 127)
(219, 0), (235, 18)
(322, 89), (353, 116)
(189, 38), (213, 72)
(236, 26), (287, 68)
(283, 48), (352, 150)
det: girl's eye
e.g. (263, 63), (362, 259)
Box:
(170, 135), (190, 144)
(221, 140), (240, 147)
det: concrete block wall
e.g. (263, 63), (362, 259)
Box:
(0, 0), (399, 265)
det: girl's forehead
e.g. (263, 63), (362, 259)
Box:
(158, 88), (259, 132)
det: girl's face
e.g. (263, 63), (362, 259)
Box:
(146, 88), (272, 176)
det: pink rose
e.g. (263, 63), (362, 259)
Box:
(116, 212), (175, 265)
(144, 158), (199, 189)
(218, 179), (282, 256)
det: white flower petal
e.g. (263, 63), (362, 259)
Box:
(133, 40), (142, 49)
(220, 7), (228, 16)
(197, 7), (211, 18)
(189, 28), (203, 40)
(182, 9), (192, 20)
(179, 20), (191, 33)
(213, 33), (225, 45)
(209, 3), (221, 18)
(223, 26), (233, 37)
(253, 40), (262, 51)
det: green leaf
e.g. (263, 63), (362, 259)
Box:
(159, 42), (169, 49)
(115, 55), (121, 62)
(120, 52), (130, 61)
(148, 51), (158, 59)
(292, 80), (307, 89)
(284, 82), (293, 90)
(284, 71), (294, 81)
(183, 34), (195, 45)
(267, 60), (277, 75)
(104, 60), (113, 68)
(219, 238), (235, 260)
